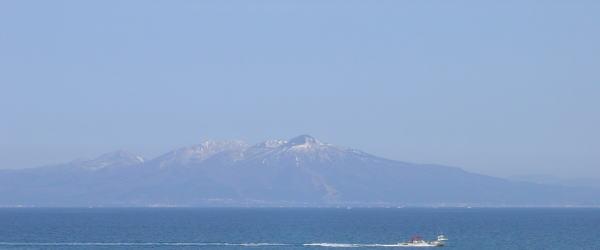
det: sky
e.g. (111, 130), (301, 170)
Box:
(0, 0), (599, 179)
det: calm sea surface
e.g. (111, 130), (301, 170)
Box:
(0, 208), (599, 249)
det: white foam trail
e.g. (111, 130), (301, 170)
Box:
(239, 243), (289, 246)
(0, 242), (288, 247)
(304, 243), (431, 248)
(304, 243), (362, 248)
(0, 242), (431, 248)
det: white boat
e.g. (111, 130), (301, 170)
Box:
(399, 235), (447, 247)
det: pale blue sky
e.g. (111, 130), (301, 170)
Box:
(1, 1), (599, 178)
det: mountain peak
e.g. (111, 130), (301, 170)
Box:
(153, 139), (248, 168)
(288, 135), (321, 146)
(200, 139), (246, 147)
(78, 150), (144, 170)
(97, 150), (143, 160)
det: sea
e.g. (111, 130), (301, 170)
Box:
(0, 208), (599, 249)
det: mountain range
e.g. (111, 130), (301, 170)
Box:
(1, 135), (598, 207)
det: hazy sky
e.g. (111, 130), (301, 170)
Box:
(1, 1), (599, 178)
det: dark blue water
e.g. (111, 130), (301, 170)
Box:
(0, 208), (599, 249)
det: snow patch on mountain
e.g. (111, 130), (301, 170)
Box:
(153, 140), (248, 168)
(78, 150), (144, 170)
(260, 139), (288, 148)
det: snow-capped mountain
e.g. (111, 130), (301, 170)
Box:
(1, 135), (599, 207)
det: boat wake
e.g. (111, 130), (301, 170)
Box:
(304, 243), (419, 248)
(0, 242), (289, 247)
(0, 242), (438, 248)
